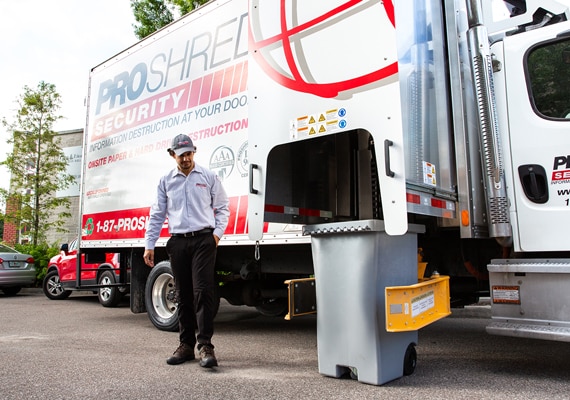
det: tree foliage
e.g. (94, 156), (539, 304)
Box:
(1, 82), (74, 246)
(14, 242), (60, 284)
(131, 0), (173, 39)
(131, 0), (210, 39)
(527, 39), (570, 118)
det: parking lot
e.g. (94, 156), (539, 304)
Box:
(1, 288), (570, 400)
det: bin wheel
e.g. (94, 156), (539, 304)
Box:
(349, 367), (358, 380)
(403, 344), (417, 376)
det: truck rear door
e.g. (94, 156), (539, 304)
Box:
(501, 21), (570, 251)
(247, 1), (409, 241)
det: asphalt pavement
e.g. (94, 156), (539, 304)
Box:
(1, 288), (570, 399)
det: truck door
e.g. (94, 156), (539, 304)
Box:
(247, 1), (409, 241)
(501, 22), (570, 251)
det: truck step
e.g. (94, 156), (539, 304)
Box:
(486, 321), (570, 342)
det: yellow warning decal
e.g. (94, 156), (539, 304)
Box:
(295, 108), (347, 137)
(326, 109), (338, 119)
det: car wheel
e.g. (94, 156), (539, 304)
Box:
(42, 270), (72, 300)
(98, 270), (121, 307)
(2, 286), (21, 296)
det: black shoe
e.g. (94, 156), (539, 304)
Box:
(198, 344), (218, 368)
(166, 343), (195, 365)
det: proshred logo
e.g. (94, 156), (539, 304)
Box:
(552, 155), (570, 183)
(91, 12), (248, 141)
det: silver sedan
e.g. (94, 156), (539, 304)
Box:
(0, 243), (36, 295)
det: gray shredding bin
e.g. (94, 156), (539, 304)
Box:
(303, 220), (425, 385)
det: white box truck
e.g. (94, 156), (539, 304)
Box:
(51, 0), (570, 345)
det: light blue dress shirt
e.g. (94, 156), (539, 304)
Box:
(145, 163), (229, 250)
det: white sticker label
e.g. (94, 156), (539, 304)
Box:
(411, 290), (435, 317)
(423, 161), (437, 186)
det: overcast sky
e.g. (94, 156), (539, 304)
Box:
(0, 0), (138, 192)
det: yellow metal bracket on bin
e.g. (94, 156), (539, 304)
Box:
(385, 275), (451, 332)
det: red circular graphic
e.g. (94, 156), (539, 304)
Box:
(249, 0), (397, 98)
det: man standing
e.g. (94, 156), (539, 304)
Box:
(143, 134), (229, 368)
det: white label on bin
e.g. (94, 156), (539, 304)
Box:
(411, 290), (435, 317)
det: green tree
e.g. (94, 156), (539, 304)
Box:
(131, 0), (210, 39)
(0, 82), (74, 246)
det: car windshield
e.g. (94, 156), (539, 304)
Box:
(0, 244), (18, 253)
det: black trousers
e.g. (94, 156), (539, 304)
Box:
(166, 234), (217, 348)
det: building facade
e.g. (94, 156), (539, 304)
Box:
(2, 128), (83, 247)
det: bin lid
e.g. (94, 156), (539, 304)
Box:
(303, 219), (425, 236)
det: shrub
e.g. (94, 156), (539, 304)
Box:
(14, 242), (60, 285)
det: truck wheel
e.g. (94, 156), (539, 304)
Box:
(43, 270), (71, 300)
(98, 270), (121, 307)
(145, 262), (179, 332)
(403, 343), (417, 376)
(255, 298), (288, 317)
(145, 261), (222, 332)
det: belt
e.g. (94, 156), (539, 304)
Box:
(172, 228), (213, 237)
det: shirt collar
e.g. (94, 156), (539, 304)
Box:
(170, 163), (204, 178)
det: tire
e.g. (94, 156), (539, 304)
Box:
(255, 298), (288, 317)
(145, 261), (179, 332)
(98, 270), (121, 307)
(2, 286), (21, 296)
(403, 343), (417, 376)
(144, 261), (221, 332)
(42, 270), (72, 300)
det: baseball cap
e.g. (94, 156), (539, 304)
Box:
(168, 134), (196, 156)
